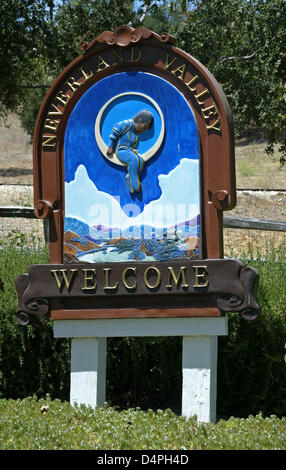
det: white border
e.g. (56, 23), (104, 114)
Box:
(94, 92), (165, 166)
(54, 317), (228, 338)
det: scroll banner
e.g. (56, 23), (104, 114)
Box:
(15, 259), (260, 325)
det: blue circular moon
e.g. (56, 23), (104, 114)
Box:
(99, 92), (163, 157)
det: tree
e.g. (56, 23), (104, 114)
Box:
(0, 0), (54, 120)
(173, 0), (286, 164)
(0, 0), (135, 134)
(53, 0), (135, 70)
(1, 0), (285, 165)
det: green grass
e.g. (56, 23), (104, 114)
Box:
(236, 160), (257, 177)
(0, 231), (70, 401)
(0, 396), (285, 450)
(235, 142), (286, 189)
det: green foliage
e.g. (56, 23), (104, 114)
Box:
(1, 0), (135, 136)
(138, 0), (181, 34)
(173, 0), (286, 164)
(53, 0), (135, 70)
(2, 0), (285, 160)
(218, 242), (286, 418)
(0, 396), (286, 449)
(18, 87), (47, 142)
(0, 0), (54, 119)
(0, 232), (70, 400)
(106, 336), (182, 412)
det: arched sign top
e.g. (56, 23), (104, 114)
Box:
(80, 25), (176, 50)
(14, 24), (260, 327)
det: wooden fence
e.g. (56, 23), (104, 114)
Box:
(223, 216), (286, 232)
(0, 207), (285, 243)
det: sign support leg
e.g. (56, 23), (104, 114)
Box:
(70, 337), (106, 408)
(53, 317), (228, 417)
(182, 335), (218, 423)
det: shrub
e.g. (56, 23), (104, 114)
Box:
(0, 231), (70, 400)
(218, 241), (286, 418)
(0, 397), (286, 450)
(106, 336), (182, 412)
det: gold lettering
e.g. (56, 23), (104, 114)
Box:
(122, 267), (137, 290)
(80, 67), (94, 81)
(144, 267), (161, 289)
(201, 104), (218, 121)
(82, 269), (97, 290)
(201, 103), (221, 132)
(130, 47), (142, 63)
(166, 266), (188, 289)
(113, 48), (124, 64)
(55, 90), (71, 107)
(206, 119), (221, 132)
(103, 268), (118, 290)
(47, 103), (63, 117)
(193, 266), (209, 288)
(171, 63), (187, 81)
(185, 74), (199, 92)
(97, 56), (110, 71)
(194, 87), (209, 105)
(42, 135), (56, 148)
(165, 53), (177, 71)
(44, 118), (59, 133)
(51, 269), (77, 291)
(66, 76), (82, 93)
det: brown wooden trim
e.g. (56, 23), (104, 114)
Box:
(50, 307), (221, 320)
(31, 25), (236, 306)
(12, 27), (264, 326)
(82, 25), (176, 51)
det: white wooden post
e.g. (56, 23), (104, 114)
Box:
(70, 337), (106, 408)
(53, 317), (227, 421)
(182, 336), (218, 422)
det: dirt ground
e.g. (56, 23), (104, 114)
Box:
(0, 114), (285, 254)
(0, 114), (33, 186)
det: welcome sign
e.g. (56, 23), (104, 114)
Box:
(15, 26), (260, 323)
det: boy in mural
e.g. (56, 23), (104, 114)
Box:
(106, 109), (154, 193)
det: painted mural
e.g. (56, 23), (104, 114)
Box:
(64, 71), (200, 263)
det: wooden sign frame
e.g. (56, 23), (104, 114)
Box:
(15, 26), (260, 324)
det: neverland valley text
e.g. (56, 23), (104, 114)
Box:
(41, 46), (222, 151)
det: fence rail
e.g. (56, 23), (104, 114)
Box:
(0, 206), (285, 232)
(223, 216), (286, 232)
(0, 206), (36, 219)
(0, 206), (49, 242)
(1, 184), (285, 192)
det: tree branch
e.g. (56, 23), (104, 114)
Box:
(220, 53), (255, 63)
(17, 85), (50, 89)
